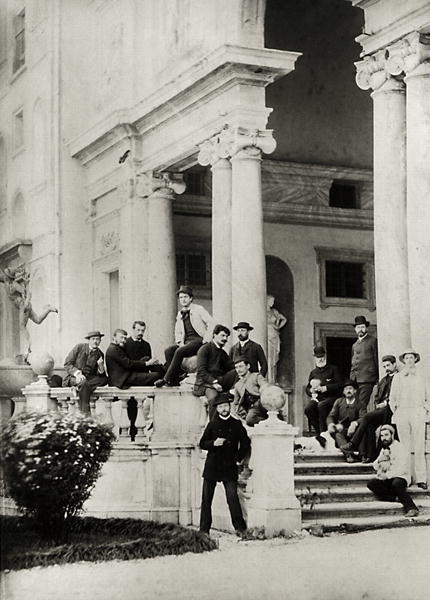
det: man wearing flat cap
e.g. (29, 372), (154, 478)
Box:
(327, 380), (366, 462)
(350, 315), (378, 409)
(199, 392), (250, 537)
(304, 345), (342, 447)
(343, 355), (398, 461)
(63, 330), (108, 415)
(155, 286), (215, 387)
(229, 322), (268, 377)
(389, 349), (429, 489)
(367, 424), (419, 517)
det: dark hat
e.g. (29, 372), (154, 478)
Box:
(313, 345), (326, 357)
(342, 379), (357, 390)
(353, 315), (370, 327)
(85, 330), (104, 339)
(233, 321), (254, 331)
(381, 355), (396, 364)
(399, 348), (420, 363)
(233, 355), (250, 365)
(176, 285), (193, 297)
(212, 392), (233, 406)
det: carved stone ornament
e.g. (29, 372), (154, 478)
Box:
(99, 231), (119, 255)
(135, 171), (186, 198)
(198, 126), (276, 166)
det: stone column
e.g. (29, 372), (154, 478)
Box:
(355, 52), (410, 357)
(136, 172), (186, 358)
(402, 33), (430, 363)
(229, 128), (276, 350)
(198, 132), (232, 327)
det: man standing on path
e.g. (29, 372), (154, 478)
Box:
(367, 424), (419, 517)
(350, 315), (378, 409)
(199, 393), (251, 537)
(229, 321), (268, 376)
(389, 349), (429, 489)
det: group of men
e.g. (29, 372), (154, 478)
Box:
(304, 314), (429, 518)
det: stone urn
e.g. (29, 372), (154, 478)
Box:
(260, 384), (286, 424)
(28, 351), (55, 385)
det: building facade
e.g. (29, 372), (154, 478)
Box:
(0, 0), (429, 431)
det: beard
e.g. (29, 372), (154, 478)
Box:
(381, 439), (391, 448)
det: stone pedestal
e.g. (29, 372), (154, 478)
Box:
(247, 412), (301, 536)
(150, 388), (203, 443)
(22, 376), (57, 412)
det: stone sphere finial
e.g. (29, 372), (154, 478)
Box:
(29, 352), (55, 377)
(260, 384), (286, 412)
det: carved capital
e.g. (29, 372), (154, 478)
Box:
(227, 126), (277, 158)
(197, 129), (231, 166)
(355, 50), (388, 91)
(401, 32), (430, 77)
(135, 171), (186, 198)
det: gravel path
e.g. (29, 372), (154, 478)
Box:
(2, 527), (430, 600)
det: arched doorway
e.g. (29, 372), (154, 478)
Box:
(266, 255), (294, 391)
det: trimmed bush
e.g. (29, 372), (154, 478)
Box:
(1, 411), (115, 541)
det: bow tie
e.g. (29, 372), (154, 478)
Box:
(181, 309), (190, 319)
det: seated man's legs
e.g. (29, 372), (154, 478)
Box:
(348, 408), (386, 460)
(163, 339), (203, 385)
(205, 387), (218, 421)
(246, 402), (268, 427)
(126, 372), (160, 386)
(219, 369), (238, 391)
(367, 478), (397, 501)
(357, 382), (374, 409)
(317, 398), (335, 433)
(391, 477), (419, 513)
(304, 401), (320, 435)
(73, 374), (108, 416)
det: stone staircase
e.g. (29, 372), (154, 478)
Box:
(295, 450), (430, 531)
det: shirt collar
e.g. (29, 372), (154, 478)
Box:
(358, 333), (368, 342)
(219, 414), (230, 421)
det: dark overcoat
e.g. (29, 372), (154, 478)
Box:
(105, 343), (148, 388)
(194, 341), (234, 397)
(229, 340), (268, 376)
(350, 335), (378, 384)
(199, 414), (251, 482)
(63, 343), (104, 386)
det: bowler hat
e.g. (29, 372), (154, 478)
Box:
(313, 345), (326, 357)
(381, 355), (396, 364)
(399, 348), (420, 363)
(176, 285), (193, 297)
(233, 355), (250, 365)
(212, 392), (233, 406)
(233, 321), (254, 331)
(85, 330), (104, 339)
(353, 315), (370, 327)
(342, 379), (357, 390)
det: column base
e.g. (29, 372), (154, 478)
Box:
(247, 505), (301, 536)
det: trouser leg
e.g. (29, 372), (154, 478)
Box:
(395, 411), (412, 481)
(164, 340), (203, 383)
(391, 477), (418, 512)
(351, 409), (385, 459)
(220, 369), (239, 392)
(357, 383), (374, 409)
(200, 479), (216, 533)
(223, 480), (247, 532)
(78, 375), (108, 415)
(367, 478), (397, 502)
(304, 401), (320, 435)
(317, 398), (335, 433)
(206, 388), (218, 421)
(410, 412), (427, 483)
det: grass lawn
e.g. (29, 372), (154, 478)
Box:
(1, 515), (217, 571)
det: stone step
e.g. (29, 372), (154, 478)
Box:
(301, 498), (430, 520)
(294, 473), (372, 487)
(302, 512), (430, 532)
(295, 485), (430, 504)
(294, 462), (374, 476)
(294, 452), (345, 463)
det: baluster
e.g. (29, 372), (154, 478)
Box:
(67, 396), (78, 416)
(11, 396), (26, 419)
(134, 396), (146, 440)
(145, 394), (154, 434)
(89, 397), (97, 418)
(101, 397), (115, 429)
(119, 398), (130, 438)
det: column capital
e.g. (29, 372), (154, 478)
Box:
(198, 126), (276, 165)
(135, 171), (186, 198)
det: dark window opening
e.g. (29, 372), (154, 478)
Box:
(329, 182), (358, 209)
(176, 253), (209, 287)
(13, 10), (25, 73)
(184, 171), (206, 196)
(326, 336), (354, 382)
(326, 261), (365, 298)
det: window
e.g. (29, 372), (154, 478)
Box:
(325, 261), (365, 299)
(14, 109), (24, 151)
(109, 270), (119, 338)
(176, 253), (210, 288)
(315, 247), (375, 310)
(184, 171), (206, 196)
(13, 10), (25, 73)
(329, 182), (358, 209)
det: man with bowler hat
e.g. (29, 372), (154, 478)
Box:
(229, 321), (268, 377)
(63, 330), (108, 415)
(199, 392), (250, 537)
(350, 315), (378, 409)
(155, 285), (215, 387)
(304, 345), (342, 447)
(327, 379), (366, 462)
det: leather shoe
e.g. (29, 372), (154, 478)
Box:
(417, 482), (428, 490)
(341, 441), (354, 452)
(345, 454), (355, 463)
(404, 508), (419, 518)
(361, 457), (372, 463)
(154, 379), (166, 388)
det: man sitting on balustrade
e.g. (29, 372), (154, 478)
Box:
(63, 330), (108, 416)
(193, 324), (237, 419)
(232, 356), (268, 427)
(155, 286), (215, 387)
(125, 320), (165, 376)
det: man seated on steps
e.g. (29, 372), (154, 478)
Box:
(367, 424), (419, 518)
(342, 355), (398, 462)
(232, 356), (268, 427)
(327, 380), (366, 462)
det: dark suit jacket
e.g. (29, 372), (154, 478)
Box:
(63, 343), (104, 386)
(105, 343), (148, 388)
(199, 414), (251, 482)
(194, 341), (234, 397)
(229, 340), (268, 376)
(350, 334), (378, 383)
(124, 337), (152, 361)
(305, 363), (342, 402)
(327, 396), (366, 427)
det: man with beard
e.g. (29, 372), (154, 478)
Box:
(229, 322), (268, 376)
(367, 424), (419, 517)
(327, 380), (366, 462)
(342, 355), (398, 462)
(193, 324), (237, 419)
(350, 315), (378, 409)
(389, 349), (429, 490)
(304, 345), (342, 448)
(199, 393), (251, 537)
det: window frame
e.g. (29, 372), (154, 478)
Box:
(13, 107), (25, 154)
(12, 9), (26, 75)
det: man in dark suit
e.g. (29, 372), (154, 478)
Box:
(327, 380), (366, 462)
(229, 321), (268, 376)
(343, 355), (397, 462)
(63, 330), (108, 415)
(304, 345), (343, 447)
(125, 320), (164, 376)
(193, 324), (237, 418)
(106, 328), (159, 388)
(199, 393), (251, 536)
(350, 315), (378, 409)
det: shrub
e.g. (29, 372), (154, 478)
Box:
(1, 411), (115, 542)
